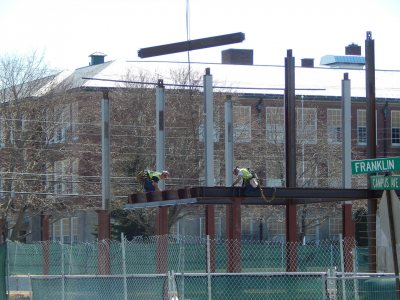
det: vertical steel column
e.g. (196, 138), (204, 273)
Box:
(41, 214), (50, 275)
(386, 190), (400, 300)
(101, 90), (110, 211)
(97, 210), (111, 274)
(156, 79), (166, 190)
(156, 207), (169, 273)
(205, 206), (215, 272)
(284, 49), (297, 272)
(365, 31), (377, 272)
(98, 90), (111, 274)
(342, 73), (355, 272)
(204, 68), (216, 273)
(226, 197), (241, 272)
(225, 97), (234, 186)
(204, 68), (214, 186)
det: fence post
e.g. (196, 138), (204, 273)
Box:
(61, 242), (65, 300)
(207, 235), (212, 300)
(121, 233), (128, 300)
(353, 247), (360, 300)
(339, 234), (347, 300)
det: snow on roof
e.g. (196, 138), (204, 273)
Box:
(62, 60), (400, 99)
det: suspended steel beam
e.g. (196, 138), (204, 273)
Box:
(138, 32), (245, 58)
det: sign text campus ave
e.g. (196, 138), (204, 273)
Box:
(370, 175), (400, 190)
(351, 157), (400, 174)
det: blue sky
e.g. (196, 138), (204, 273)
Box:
(1, 0), (399, 71)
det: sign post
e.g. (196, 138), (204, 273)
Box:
(352, 157), (400, 296)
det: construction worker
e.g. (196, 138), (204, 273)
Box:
(232, 166), (260, 196)
(141, 170), (170, 192)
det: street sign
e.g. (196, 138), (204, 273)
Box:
(370, 175), (400, 190)
(351, 157), (400, 174)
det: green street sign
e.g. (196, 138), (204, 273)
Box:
(351, 157), (400, 174)
(370, 175), (400, 190)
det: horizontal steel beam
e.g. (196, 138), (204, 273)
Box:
(138, 32), (245, 58)
(125, 186), (383, 210)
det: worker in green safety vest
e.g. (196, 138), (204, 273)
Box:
(138, 170), (170, 192)
(232, 166), (260, 196)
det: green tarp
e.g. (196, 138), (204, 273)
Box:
(0, 243), (7, 299)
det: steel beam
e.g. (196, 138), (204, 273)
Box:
(125, 188), (382, 209)
(365, 31), (377, 273)
(138, 32), (245, 58)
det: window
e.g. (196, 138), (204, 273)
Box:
(72, 159), (79, 194)
(266, 160), (285, 187)
(0, 168), (4, 199)
(327, 109), (342, 144)
(266, 107), (284, 144)
(357, 109), (367, 145)
(198, 159), (221, 186)
(71, 102), (79, 141)
(297, 108), (317, 144)
(54, 160), (66, 194)
(198, 123), (220, 142)
(48, 105), (71, 144)
(52, 217), (79, 243)
(297, 161), (318, 187)
(392, 111), (400, 146)
(0, 118), (5, 148)
(234, 106), (251, 143)
(327, 160), (342, 188)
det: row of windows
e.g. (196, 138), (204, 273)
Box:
(0, 103), (79, 148)
(200, 106), (400, 146)
(172, 214), (343, 241)
(0, 158), (79, 199)
(200, 158), (347, 189)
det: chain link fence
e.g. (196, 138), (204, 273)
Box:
(4, 235), (399, 299)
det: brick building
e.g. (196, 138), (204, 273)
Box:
(1, 53), (400, 243)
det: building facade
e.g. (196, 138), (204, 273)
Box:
(1, 57), (400, 243)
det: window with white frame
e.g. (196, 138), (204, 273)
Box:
(71, 102), (79, 141)
(198, 123), (220, 142)
(392, 111), (400, 146)
(327, 109), (342, 144)
(48, 105), (71, 144)
(297, 160), (318, 187)
(198, 159), (221, 185)
(0, 118), (5, 148)
(0, 168), (4, 199)
(52, 217), (79, 243)
(72, 159), (79, 194)
(266, 160), (285, 187)
(357, 109), (367, 145)
(54, 160), (66, 194)
(234, 106), (251, 143)
(327, 160), (342, 188)
(10, 179), (15, 198)
(266, 107), (284, 144)
(297, 107), (317, 144)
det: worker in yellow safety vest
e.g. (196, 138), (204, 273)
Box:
(232, 166), (260, 196)
(140, 170), (170, 192)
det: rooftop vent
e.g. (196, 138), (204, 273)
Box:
(345, 43), (361, 55)
(320, 55), (365, 69)
(301, 58), (314, 68)
(89, 52), (107, 65)
(222, 49), (253, 65)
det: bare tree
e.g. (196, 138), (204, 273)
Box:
(0, 51), (80, 241)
